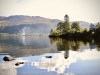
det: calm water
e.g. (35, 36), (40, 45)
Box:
(0, 36), (100, 75)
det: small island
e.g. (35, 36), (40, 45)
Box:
(49, 14), (100, 38)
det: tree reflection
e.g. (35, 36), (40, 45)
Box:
(94, 38), (100, 51)
(50, 38), (81, 52)
(70, 41), (80, 51)
(64, 50), (69, 59)
(50, 38), (70, 59)
(49, 37), (100, 52)
(89, 39), (96, 50)
(50, 38), (70, 51)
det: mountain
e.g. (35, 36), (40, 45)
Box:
(71, 21), (91, 28)
(0, 24), (58, 35)
(0, 15), (91, 35)
(0, 16), (6, 20)
(0, 15), (61, 35)
(0, 15), (61, 26)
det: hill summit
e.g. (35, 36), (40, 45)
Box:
(0, 15), (61, 26)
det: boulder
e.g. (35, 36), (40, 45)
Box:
(45, 56), (52, 58)
(3, 55), (15, 61)
(15, 62), (24, 66)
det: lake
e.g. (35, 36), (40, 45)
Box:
(0, 36), (100, 75)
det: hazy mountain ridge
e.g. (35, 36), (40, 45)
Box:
(0, 16), (6, 20)
(0, 15), (91, 34)
(71, 21), (91, 28)
(0, 24), (57, 34)
(0, 15), (61, 26)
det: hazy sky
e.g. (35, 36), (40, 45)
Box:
(0, 0), (100, 23)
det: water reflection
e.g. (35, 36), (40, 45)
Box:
(0, 36), (51, 47)
(31, 51), (76, 74)
(0, 55), (26, 75)
(50, 37), (100, 51)
(0, 36), (57, 57)
(0, 36), (100, 75)
(30, 49), (100, 74)
(78, 49), (100, 60)
(0, 49), (100, 75)
(18, 36), (50, 47)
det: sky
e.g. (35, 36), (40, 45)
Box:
(0, 0), (100, 23)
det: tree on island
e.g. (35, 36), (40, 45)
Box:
(57, 22), (63, 35)
(64, 14), (69, 22)
(71, 22), (81, 32)
(94, 22), (100, 37)
(50, 14), (70, 36)
(57, 14), (70, 35)
(49, 14), (100, 38)
(62, 21), (70, 34)
(96, 22), (100, 30)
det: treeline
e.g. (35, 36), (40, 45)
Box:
(49, 14), (100, 38)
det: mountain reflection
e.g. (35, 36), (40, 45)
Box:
(0, 36), (55, 57)
(18, 36), (50, 47)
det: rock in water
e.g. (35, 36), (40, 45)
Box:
(3, 55), (15, 61)
(45, 56), (52, 58)
(15, 62), (24, 66)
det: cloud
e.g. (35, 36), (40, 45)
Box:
(78, 49), (100, 60)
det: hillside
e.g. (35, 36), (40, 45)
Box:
(0, 15), (61, 26)
(0, 15), (91, 35)
(0, 24), (58, 35)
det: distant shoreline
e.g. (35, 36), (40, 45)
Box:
(0, 33), (49, 36)
(49, 32), (100, 39)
